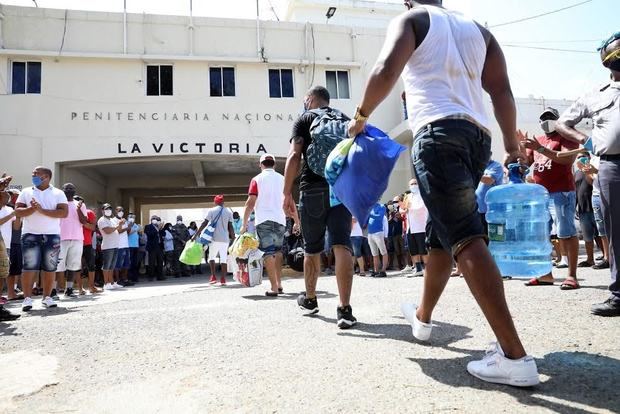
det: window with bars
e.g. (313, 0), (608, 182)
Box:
(146, 64), (173, 96)
(325, 70), (350, 99)
(11, 61), (41, 94)
(210, 67), (236, 97)
(268, 69), (294, 98)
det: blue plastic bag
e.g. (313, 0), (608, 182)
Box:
(332, 124), (406, 225)
(325, 138), (356, 207)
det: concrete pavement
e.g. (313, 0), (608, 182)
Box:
(1, 264), (619, 413)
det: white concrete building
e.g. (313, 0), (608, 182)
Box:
(0, 1), (586, 222)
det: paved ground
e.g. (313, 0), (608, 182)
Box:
(1, 261), (619, 414)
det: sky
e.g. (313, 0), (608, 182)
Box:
(1, 0), (616, 99)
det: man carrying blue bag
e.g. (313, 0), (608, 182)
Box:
(348, 0), (538, 387)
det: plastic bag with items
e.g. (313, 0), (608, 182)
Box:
(229, 233), (260, 259)
(234, 248), (264, 287)
(179, 240), (204, 266)
(331, 124), (406, 225)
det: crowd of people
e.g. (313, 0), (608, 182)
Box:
(2, 0), (619, 390)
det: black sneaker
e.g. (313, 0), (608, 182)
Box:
(297, 293), (319, 315)
(591, 298), (620, 317)
(593, 260), (610, 270)
(337, 305), (357, 329)
(64, 287), (76, 298)
(121, 280), (135, 287)
(370, 271), (378, 278)
(376, 271), (387, 278)
(50, 289), (60, 300)
(0, 306), (20, 321)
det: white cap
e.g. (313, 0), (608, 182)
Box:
(260, 153), (275, 164)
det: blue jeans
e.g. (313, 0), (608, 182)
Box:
(21, 233), (61, 272)
(412, 119), (491, 256)
(591, 194), (607, 237)
(548, 192), (578, 239)
(256, 220), (286, 256)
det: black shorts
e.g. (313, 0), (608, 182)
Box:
(9, 243), (22, 276)
(82, 245), (96, 272)
(407, 232), (427, 256)
(413, 119), (491, 256)
(299, 187), (352, 255)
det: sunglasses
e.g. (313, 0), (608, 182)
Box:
(603, 49), (620, 66)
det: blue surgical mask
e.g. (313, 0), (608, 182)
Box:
(410, 185), (419, 195)
(32, 176), (43, 187)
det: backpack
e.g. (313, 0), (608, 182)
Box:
(306, 108), (350, 177)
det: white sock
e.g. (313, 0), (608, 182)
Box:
(66, 281), (73, 289)
(561, 256), (569, 264)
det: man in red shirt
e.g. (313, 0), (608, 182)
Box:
(75, 196), (100, 294)
(520, 107), (581, 289)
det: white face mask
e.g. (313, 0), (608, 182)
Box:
(540, 120), (556, 134)
(117, 211), (124, 218)
(409, 185), (419, 194)
(151, 219), (158, 225)
(177, 220), (183, 225)
(104, 209), (112, 217)
(128, 217), (135, 223)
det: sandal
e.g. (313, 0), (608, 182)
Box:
(577, 260), (594, 268)
(278, 287), (283, 294)
(560, 279), (580, 290)
(265, 291), (279, 297)
(525, 277), (554, 286)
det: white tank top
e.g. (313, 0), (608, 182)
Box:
(402, 6), (490, 135)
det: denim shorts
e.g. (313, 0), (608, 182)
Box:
(256, 220), (286, 255)
(115, 247), (130, 270)
(591, 194), (607, 237)
(351, 236), (364, 258)
(548, 192), (577, 239)
(101, 248), (118, 271)
(299, 187), (352, 255)
(412, 119), (491, 256)
(579, 211), (598, 242)
(21, 233), (61, 273)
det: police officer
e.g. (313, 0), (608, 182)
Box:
(556, 31), (620, 316)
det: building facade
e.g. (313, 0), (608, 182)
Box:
(0, 2), (587, 222)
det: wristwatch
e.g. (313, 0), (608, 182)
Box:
(353, 106), (369, 122)
(536, 146), (545, 153)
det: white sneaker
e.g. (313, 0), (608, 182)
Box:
(41, 296), (58, 308)
(22, 297), (33, 311)
(402, 265), (413, 273)
(401, 303), (432, 341)
(412, 269), (424, 277)
(467, 342), (540, 387)
(104, 283), (113, 290)
(112, 282), (123, 289)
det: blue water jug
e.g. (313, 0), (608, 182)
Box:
(485, 164), (552, 278)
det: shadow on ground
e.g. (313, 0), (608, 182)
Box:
(242, 290), (337, 302)
(0, 322), (20, 337)
(320, 313), (618, 413)
(408, 349), (619, 413)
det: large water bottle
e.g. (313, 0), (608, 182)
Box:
(485, 164), (552, 278)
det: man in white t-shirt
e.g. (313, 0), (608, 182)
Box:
(113, 205), (132, 287)
(404, 178), (429, 277)
(97, 203), (124, 290)
(193, 195), (234, 285)
(15, 166), (68, 310)
(241, 154), (298, 296)
(56, 183), (88, 298)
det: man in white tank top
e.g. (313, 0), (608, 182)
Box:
(347, 0), (538, 387)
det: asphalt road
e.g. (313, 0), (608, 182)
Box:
(1, 262), (619, 413)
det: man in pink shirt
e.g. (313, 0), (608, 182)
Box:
(56, 183), (88, 298)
